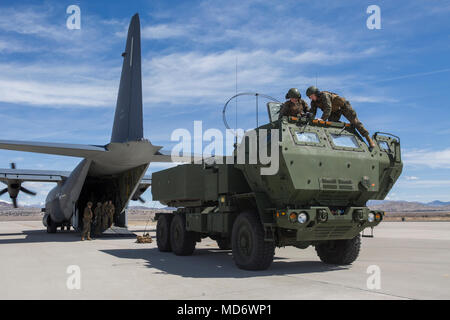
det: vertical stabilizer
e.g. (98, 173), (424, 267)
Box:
(111, 13), (143, 143)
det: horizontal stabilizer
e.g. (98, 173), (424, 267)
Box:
(0, 140), (106, 158)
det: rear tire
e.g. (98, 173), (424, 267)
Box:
(156, 214), (172, 252)
(231, 212), (275, 270)
(170, 214), (196, 256)
(315, 235), (361, 265)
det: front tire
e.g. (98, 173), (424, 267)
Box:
(315, 235), (361, 265)
(231, 212), (275, 270)
(170, 214), (196, 256)
(156, 214), (172, 252)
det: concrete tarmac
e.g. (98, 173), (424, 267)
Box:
(0, 221), (449, 299)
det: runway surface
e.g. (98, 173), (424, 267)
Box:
(0, 221), (449, 299)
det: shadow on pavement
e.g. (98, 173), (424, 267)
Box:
(101, 247), (347, 278)
(0, 229), (81, 244)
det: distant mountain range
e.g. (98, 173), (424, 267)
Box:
(2, 199), (449, 213)
(368, 200), (450, 212)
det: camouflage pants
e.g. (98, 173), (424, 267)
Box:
(82, 220), (91, 238)
(95, 217), (103, 234)
(328, 102), (369, 137)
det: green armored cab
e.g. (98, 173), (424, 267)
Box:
(152, 101), (402, 270)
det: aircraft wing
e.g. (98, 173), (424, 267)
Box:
(0, 140), (107, 158)
(132, 175), (152, 202)
(0, 168), (71, 183)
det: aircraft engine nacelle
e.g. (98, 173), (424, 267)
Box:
(0, 163), (37, 208)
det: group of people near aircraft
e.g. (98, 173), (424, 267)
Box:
(81, 200), (116, 241)
(279, 86), (376, 149)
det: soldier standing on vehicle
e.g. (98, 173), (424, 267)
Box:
(81, 202), (93, 241)
(94, 202), (103, 235)
(306, 86), (376, 148)
(278, 88), (310, 120)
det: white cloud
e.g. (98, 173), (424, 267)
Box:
(403, 148), (450, 169)
(141, 24), (190, 39)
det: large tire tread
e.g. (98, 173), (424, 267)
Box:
(156, 214), (172, 252)
(170, 214), (196, 256)
(315, 235), (361, 265)
(232, 212), (275, 271)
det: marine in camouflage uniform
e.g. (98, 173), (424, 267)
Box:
(101, 201), (109, 230)
(306, 86), (375, 148)
(107, 200), (115, 228)
(94, 202), (103, 235)
(81, 202), (93, 241)
(278, 88), (310, 120)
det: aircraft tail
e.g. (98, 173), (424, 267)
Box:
(111, 13), (144, 143)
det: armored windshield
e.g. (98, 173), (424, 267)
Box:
(295, 132), (320, 143)
(330, 134), (359, 148)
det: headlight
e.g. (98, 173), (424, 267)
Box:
(297, 212), (308, 224)
(368, 212), (375, 222)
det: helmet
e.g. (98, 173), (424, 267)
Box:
(306, 86), (319, 97)
(285, 88), (301, 99)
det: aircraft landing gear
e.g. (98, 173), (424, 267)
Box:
(46, 217), (57, 233)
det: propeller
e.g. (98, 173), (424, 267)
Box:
(0, 163), (38, 208)
(20, 186), (37, 196)
(0, 186), (7, 196)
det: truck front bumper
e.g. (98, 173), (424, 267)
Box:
(274, 207), (383, 241)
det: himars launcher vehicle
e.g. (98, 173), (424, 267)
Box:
(153, 103), (403, 270)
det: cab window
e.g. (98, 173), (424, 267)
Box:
(295, 132), (320, 143)
(378, 141), (390, 152)
(330, 134), (359, 148)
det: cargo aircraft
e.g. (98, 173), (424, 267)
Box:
(0, 14), (174, 233)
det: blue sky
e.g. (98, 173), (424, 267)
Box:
(0, 0), (449, 205)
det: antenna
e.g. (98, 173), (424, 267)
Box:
(235, 57), (238, 146)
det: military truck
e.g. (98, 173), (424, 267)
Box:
(152, 101), (402, 270)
